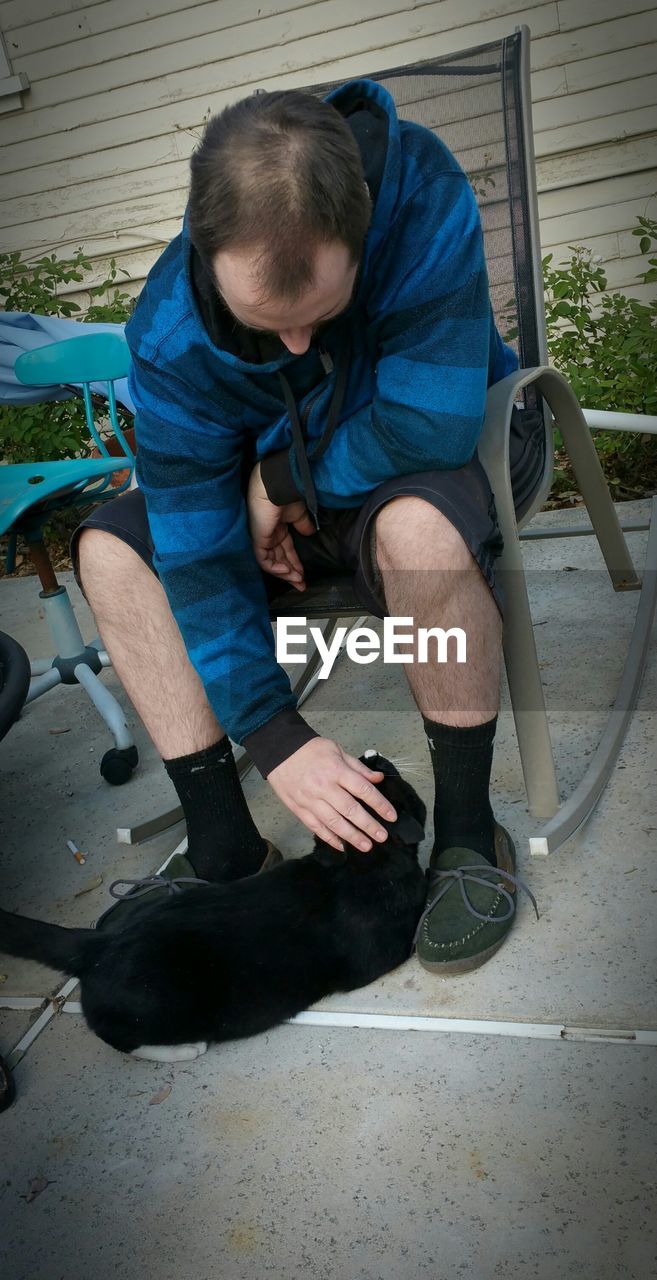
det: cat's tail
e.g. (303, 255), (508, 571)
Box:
(0, 907), (99, 976)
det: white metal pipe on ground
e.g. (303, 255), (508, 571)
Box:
(53, 1001), (657, 1046)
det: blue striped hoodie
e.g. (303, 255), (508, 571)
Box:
(126, 78), (517, 775)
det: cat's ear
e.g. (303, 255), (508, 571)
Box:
(389, 812), (425, 845)
(360, 750), (400, 778)
(313, 841), (348, 867)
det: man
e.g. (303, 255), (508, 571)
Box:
(75, 80), (537, 974)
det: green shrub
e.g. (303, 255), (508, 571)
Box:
(543, 216), (657, 497)
(0, 249), (134, 463)
(543, 216), (657, 414)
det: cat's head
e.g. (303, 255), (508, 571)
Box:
(313, 750), (426, 867)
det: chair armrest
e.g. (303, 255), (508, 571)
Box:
(478, 366), (553, 528)
(480, 365), (639, 586)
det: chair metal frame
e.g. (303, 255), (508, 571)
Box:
(473, 27), (656, 851)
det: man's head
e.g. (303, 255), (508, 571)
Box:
(188, 89), (372, 354)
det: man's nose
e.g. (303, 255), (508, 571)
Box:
(279, 327), (313, 354)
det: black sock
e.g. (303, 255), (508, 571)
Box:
(164, 736), (267, 882)
(423, 716), (497, 865)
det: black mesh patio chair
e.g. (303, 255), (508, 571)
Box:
(121, 26), (656, 858)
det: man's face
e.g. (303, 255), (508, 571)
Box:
(212, 240), (358, 355)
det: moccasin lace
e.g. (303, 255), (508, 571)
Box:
(108, 874), (211, 901)
(413, 863), (539, 950)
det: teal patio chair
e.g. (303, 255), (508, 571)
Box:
(1, 331), (139, 784)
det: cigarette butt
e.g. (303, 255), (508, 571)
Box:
(67, 840), (87, 865)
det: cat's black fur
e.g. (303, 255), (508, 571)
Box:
(0, 754), (426, 1056)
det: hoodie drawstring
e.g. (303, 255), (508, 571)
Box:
(277, 342), (350, 529)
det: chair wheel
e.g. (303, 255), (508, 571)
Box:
(0, 1052), (16, 1112)
(100, 745), (138, 785)
(0, 630), (31, 743)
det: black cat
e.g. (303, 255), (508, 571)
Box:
(0, 753), (426, 1062)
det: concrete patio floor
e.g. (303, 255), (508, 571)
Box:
(1, 499), (656, 1279)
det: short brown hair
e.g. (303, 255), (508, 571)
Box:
(188, 89), (371, 301)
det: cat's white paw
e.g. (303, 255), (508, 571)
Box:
(130, 1041), (208, 1063)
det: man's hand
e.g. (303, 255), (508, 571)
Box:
(268, 737), (397, 853)
(247, 462), (314, 592)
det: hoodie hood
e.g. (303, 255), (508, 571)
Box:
(324, 79), (402, 272)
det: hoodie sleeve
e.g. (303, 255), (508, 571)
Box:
(129, 350), (317, 775)
(295, 172), (512, 505)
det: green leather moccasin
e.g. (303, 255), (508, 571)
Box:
(414, 824), (539, 976)
(96, 840), (282, 932)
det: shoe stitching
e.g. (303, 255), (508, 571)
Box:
(419, 888), (505, 951)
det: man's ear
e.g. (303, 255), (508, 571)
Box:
(313, 841), (348, 868)
(389, 812), (425, 845)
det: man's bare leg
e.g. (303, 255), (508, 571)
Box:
(77, 527), (270, 879)
(374, 497), (502, 726)
(374, 497), (520, 975)
(374, 496), (501, 864)
(78, 528), (222, 758)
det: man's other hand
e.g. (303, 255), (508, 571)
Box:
(247, 462), (314, 591)
(268, 738), (398, 852)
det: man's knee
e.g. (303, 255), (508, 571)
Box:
(374, 496), (474, 572)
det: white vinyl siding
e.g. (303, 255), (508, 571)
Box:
(0, 0), (655, 309)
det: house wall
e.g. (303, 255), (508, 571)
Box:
(1, 0), (655, 308)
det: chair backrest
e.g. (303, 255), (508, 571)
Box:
(272, 33), (554, 619)
(14, 332), (135, 464)
(309, 25), (548, 400)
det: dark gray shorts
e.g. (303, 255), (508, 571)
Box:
(72, 408), (544, 620)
